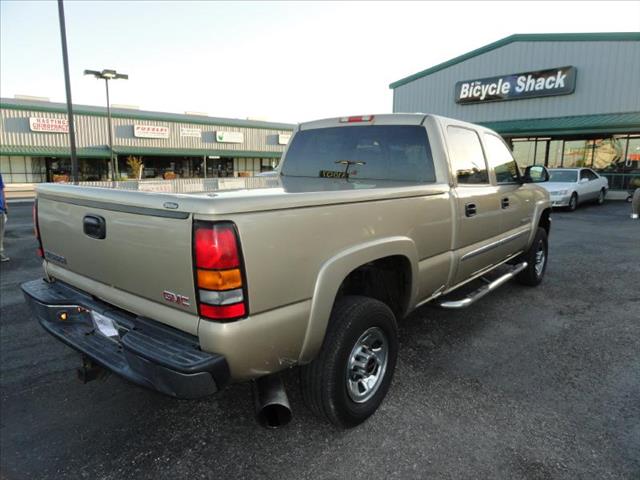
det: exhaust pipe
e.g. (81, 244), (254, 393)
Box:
(253, 375), (292, 428)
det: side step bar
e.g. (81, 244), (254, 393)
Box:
(438, 262), (528, 309)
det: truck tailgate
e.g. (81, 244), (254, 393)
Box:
(37, 193), (199, 327)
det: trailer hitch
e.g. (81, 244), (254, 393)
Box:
(77, 355), (110, 383)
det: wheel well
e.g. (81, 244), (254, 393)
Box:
(539, 208), (551, 235)
(336, 256), (411, 319)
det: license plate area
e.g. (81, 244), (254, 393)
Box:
(91, 311), (120, 340)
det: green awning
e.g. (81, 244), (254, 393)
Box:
(0, 145), (283, 159)
(0, 146), (110, 158)
(480, 112), (640, 137)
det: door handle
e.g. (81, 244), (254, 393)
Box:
(465, 203), (477, 217)
(501, 197), (510, 209)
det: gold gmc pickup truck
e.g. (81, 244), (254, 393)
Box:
(22, 114), (551, 428)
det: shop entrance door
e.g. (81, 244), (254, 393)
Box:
(207, 158), (234, 177)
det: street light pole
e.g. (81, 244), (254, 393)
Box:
(57, 0), (79, 184)
(84, 69), (128, 181)
(104, 78), (116, 179)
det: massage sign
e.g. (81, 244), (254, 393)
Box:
(455, 66), (576, 104)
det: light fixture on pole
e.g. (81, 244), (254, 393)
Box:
(84, 69), (128, 180)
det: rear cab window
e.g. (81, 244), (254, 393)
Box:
(281, 125), (436, 183)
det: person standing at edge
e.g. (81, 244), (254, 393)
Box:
(0, 173), (8, 262)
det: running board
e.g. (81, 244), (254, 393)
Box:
(438, 262), (528, 309)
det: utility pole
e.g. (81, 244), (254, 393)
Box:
(57, 0), (78, 184)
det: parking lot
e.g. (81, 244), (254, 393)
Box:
(1, 200), (639, 480)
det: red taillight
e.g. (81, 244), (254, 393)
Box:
(33, 201), (43, 258)
(200, 302), (246, 320)
(339, 115), (375, 123)
(194, 224), (239, 269)
(193, 221), (247, 322)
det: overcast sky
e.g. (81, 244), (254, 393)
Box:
(1, 1), (639, 123)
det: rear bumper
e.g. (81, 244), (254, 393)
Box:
(21, 279), (230, 399)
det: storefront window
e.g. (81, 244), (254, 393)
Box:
(507, 134), (639, 191)
(625, 137), (640, 191)
(547, 140), (563, 168)
(534, 139), (548, 165)
(0, 156), (47, 183)
(562, 140), (590, 168)
(626, 137), (640, 168)
(592, 137), (625, 172)
(511, 140), (536, 167)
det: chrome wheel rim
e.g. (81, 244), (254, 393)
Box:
(599, 191), (604, 203)
(534, 240), (546, 277)
(570, 196), (576, 209)
(346, 327), (388, 403)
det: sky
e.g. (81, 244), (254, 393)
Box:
(1, 1), (639, 124)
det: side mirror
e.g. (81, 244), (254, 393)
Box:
(580, 177), (589, 183)
(523, 165), (549, 183)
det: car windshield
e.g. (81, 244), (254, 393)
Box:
(549, 170), (578, 183)
(281, 125), (436, 182)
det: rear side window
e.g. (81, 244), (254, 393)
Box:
(483, 133), (521, 184)
(549, 170), (578, 182)
(281, 125), (435, 182)
(447, 126), (489, 184)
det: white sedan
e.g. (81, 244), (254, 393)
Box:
(541, 168), (609, 211)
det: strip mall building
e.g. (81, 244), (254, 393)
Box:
(390, 32), (640, 193)
(0, 97), (294, 185)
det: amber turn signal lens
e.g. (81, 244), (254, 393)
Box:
(197, 268), (242, 291)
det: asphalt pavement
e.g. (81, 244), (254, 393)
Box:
(1, 200), (639, 480)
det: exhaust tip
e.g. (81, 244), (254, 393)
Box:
(257, 403), (292, 429)
(253, 375), (292, 429)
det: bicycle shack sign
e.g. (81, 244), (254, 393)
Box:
(455, 66), (576, 104)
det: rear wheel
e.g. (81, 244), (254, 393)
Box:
(597, 189), (606, 205)
(568, 193), (578, 211)
(300, 295), (398, 428)
(516, 227), (548, 286)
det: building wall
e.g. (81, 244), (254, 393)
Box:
(0, 105), (293, 154)
(393, 40), (640, 122)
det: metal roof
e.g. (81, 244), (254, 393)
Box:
(389, 32), (640, 89)
(480, 112), (640, 137)
(0, 98), (295, 131)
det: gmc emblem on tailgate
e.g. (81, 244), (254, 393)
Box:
(162, 290), (190, 307)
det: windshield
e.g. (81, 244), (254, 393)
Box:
(281, 125), (436, 182)
(548, 170), (578, 183)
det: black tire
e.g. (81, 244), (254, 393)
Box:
(516, 227), (548, 286)
(597, 189), (606, 205)
(568, 192), (578, 211)
(300, 295), (398, 428)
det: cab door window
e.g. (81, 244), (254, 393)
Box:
(483, 133), (521, 184)
(447, 126), (489, 184)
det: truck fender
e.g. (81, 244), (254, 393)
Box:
(526, 197), (552, 247)
(297, 236), (419, 364)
